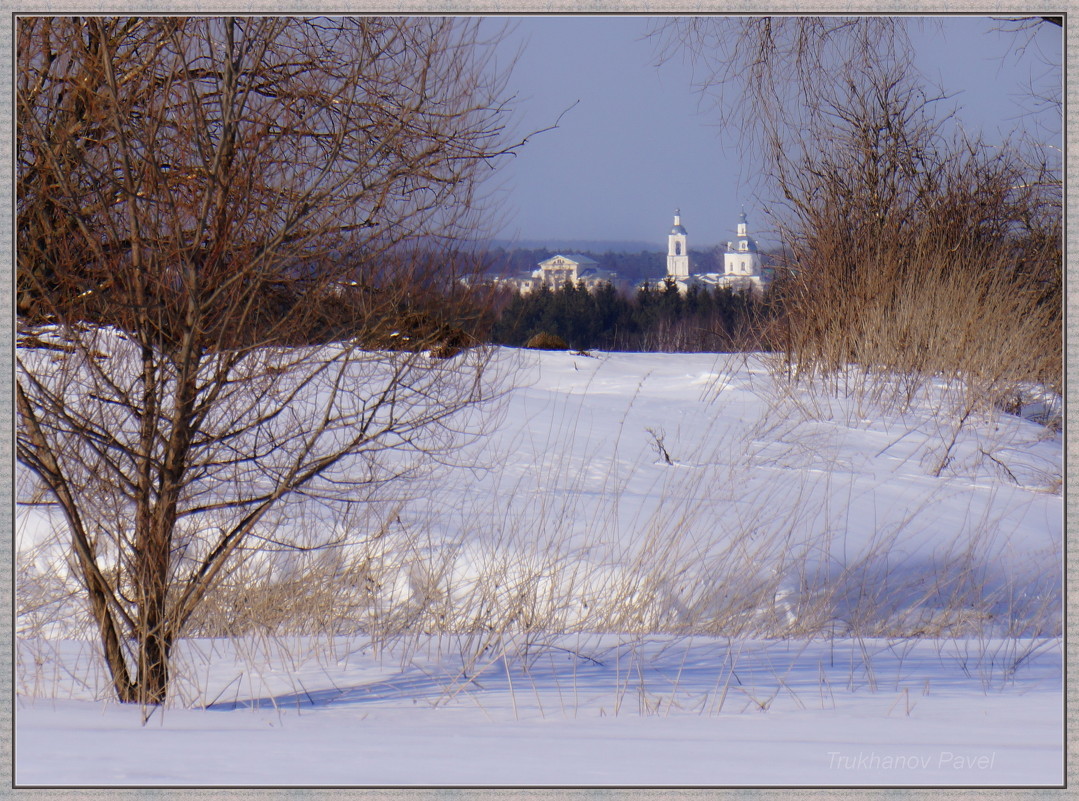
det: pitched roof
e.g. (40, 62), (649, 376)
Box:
(539, 253), (599, 267)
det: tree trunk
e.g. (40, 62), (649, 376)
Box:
(135, 592), (171, 706)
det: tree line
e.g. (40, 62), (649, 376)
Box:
(489, 279), (774, 352)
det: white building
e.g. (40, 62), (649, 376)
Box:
(667, 209), (690, 280)
(716, 210), (767, 292)
(504, 253), (621, 294)
(660, 209), (770, 294)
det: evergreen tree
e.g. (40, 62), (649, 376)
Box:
(489, 278), (770, 353)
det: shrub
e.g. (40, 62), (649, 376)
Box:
(765, 62), (1061, 402)
(525, 331), (568, 350)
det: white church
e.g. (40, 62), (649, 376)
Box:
(662, 208), (770, 294)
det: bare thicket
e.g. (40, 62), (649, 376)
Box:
(16, 16), (522, 706)
(651, 17), (1062, 398)
(766, 58), (1062, 401)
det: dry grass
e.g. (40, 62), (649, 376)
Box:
(15, 347), (1060, 706)
(773, 237), (1060, 405)
(764, 97), (1061, 415)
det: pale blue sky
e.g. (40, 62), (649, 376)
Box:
(487, 15), (1062, 249)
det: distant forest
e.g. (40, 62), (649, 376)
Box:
(489, 279), (777, 353)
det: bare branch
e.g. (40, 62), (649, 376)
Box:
(17, 16), (521, 705)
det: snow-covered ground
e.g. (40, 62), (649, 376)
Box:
(16, 635), (1063, 786)
(15, 347), (1064, 787)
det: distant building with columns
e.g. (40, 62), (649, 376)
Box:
(495, 253), (622, 294)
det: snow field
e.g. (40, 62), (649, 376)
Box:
(16, 634), (1062, 785)
(18, 348), (1061, 642)
(15, 345), (1063, 785)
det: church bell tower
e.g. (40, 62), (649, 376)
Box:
(667, 209), (689, 280)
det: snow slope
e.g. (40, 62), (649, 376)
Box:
(14, 347), (1064, 787)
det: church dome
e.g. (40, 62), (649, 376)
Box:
(727, 208), (757, 252)
(670, 208), (687, 235)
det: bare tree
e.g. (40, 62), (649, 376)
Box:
(650, 17), (1061, 390)
(17, 16), (523, 706)
(988, 16), (1063, 172)
(649, 18), (915, 182)
(650, 16), (1062, 214)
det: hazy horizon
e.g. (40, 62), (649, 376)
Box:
(488, 16), (1062, 250)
